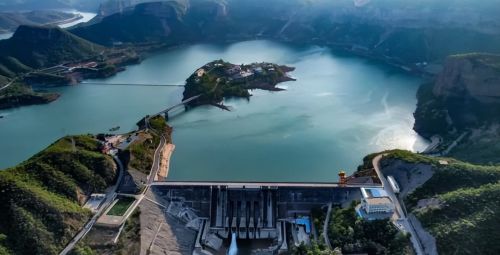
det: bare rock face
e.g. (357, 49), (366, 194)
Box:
(413, 53), (500, 139)
(433, 54), (500, 104)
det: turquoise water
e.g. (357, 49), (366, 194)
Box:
(0, 40), (428, 181)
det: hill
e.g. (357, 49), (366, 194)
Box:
(0, 25), (103, 75)
(69, 0), (500, 67)
(73, 1), (195, 46)
(0, 82), (60, 110)
(378, 150), (500, 255)
(182, 60), (295, 109)
(413, 53), (500, 163)
(0, 0), (102, 12)
(0, 135), (117, 255)
(0, 10), (80, 34)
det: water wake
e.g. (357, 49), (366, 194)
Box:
(228, 232), (238, 255)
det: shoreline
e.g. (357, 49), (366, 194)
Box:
(156, 143), (175, 180)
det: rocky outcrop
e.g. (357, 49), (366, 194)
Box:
(413, 53), (500, 162)
(433, 54), (500, 104)
(414, 53), (500, 136)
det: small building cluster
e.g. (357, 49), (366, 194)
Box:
(194, 61), (278, 83)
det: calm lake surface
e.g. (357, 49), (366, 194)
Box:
(0, 40), (428, 181)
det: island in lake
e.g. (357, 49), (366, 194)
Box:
(182, 60), (295, 109)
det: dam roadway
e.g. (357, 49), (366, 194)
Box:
(151, 181), (382, 188)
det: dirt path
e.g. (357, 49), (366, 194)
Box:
(157, 144), (175, 180)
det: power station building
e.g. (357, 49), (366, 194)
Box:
(360, 187), (395, 214)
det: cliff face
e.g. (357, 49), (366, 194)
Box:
(415, 54), (500, 136)
(433, 54), (500, 104)
(74, 0), (500, 66)
(414, 53), (500, 163)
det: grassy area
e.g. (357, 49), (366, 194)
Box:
(120, 116), (171, 175)
(114, 208), (141, 254)
(107, 198), (135, 216)
(0, 82), (60, 109)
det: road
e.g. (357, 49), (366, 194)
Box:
(144, 115), (168, 186)
(59, 155), (125, 255)
(0, 77), (17, 91)
(322, 203), (333, 250)
(151, 181), (381, 188)
(372, 155), (425, 255)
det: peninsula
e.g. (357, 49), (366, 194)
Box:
(182, 60), (295, 109)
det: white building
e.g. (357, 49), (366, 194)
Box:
(360, 188), (395, 214)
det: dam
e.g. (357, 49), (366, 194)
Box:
(150, 181), (372, 254)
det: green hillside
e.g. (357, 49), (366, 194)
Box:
(0, 82), (59, 110)
(0, 25), (103, 73)
(70, 0), (500, 66)
(0, 10), (78, 33)
(0, 135), (117, 255)
(73, 1), (196, 46)
(383, 150), (500, 255)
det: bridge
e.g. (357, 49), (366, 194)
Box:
(81, 82), (184, 87)
(149, 94), (202, 121)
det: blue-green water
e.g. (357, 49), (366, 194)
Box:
(0, 40), (428, 181)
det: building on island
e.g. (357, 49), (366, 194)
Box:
(234, 70), (254, 80)
(226, 65), (241, 75)
(360, 187), (395, 215)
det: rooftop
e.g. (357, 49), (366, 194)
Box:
(361, 187), (389, 199)
(365, 197), (392, 205)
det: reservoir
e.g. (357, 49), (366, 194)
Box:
(0, 40), (428, 181)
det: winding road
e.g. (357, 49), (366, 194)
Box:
(372, 154), (425, 255)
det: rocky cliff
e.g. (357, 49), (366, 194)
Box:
(414, 53), (500, 163)
(73, 0), (500, 66)
(414, 53), (500, 135)
(433, 54), (500, 104)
